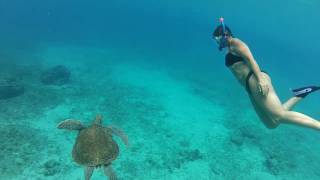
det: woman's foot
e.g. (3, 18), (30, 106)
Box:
(291, 86), (320, 98)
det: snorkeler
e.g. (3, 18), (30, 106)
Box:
(213, 17), (320, 130)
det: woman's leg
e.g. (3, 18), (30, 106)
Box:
(282, 96), (303, 111)
(248, 73), (320, 130)
(249, 94), (278, 129)
(283, 86), (320, 110)
(279, 111), (320, 130)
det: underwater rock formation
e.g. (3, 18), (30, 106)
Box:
(0, 76), (24, 99)
(40, 65), (70, 85)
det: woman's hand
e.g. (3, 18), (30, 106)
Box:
(257, 75), (269, 96)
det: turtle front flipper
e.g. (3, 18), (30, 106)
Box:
(107, 126), (129, 147)
(84, 166), (94, 180)
(103, 164), (117, 180)
(57, 119), (85, 130)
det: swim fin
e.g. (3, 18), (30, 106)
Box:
(291, 85), (320, 98)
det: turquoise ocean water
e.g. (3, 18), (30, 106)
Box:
(1, 0), (320, 179)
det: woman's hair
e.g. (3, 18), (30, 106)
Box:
(213, 25), (233, 37)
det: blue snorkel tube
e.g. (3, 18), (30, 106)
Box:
(218, 17), (228, 51)
(220, 17), (226, 34)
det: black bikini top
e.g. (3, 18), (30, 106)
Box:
(225, 53), (244, 67)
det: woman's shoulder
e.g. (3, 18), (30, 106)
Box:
(230, 38), (249, 51)
(231, 38), (245, 46)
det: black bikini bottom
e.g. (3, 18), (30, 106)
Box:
(245, 71), (268, 95)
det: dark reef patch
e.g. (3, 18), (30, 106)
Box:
(263, 147), (297, 175)
(40, 159), (62, 177)
(40, 65), (71, 85)
(0, 76), (25, 99)
(162, 148), (203, 172)
(229, 127), (260, 146)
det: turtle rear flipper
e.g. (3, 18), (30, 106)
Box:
(57, 119), (85, 130)
(84, 166), (94, 180)
(107, 126), (129, 147)
(104, 165), (117, 180)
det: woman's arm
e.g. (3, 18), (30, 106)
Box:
(231, 39), (263, 80)
(231, 39), (269, 96)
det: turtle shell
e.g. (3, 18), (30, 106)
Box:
(72, 125), (119, 166)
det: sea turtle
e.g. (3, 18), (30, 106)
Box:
(57, 114), (128, 180)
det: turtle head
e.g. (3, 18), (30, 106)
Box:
(93, 114), (103, 125)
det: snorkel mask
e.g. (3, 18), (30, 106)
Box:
(218, 17), (228, 51)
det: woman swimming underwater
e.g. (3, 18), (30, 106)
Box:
(213, 17), (320, 130)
